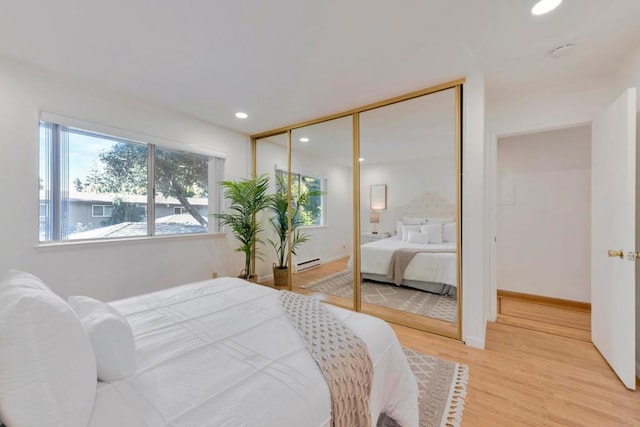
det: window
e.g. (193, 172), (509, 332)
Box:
(92, 205), (114, 218)
(275, 169), (326, 226)
(39, 119), (224, 242)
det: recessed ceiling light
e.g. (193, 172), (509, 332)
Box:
(531, 0), (562, 15)
(299, 137), (310, 142)
(358, 158), (364, 162)
(235, 112), (248, 119)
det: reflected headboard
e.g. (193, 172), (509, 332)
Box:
(393, 192), (455, 220)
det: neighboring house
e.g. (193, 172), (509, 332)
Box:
(39, 190), (208, 239)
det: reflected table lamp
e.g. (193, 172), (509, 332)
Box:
(370, 211), (380, 234)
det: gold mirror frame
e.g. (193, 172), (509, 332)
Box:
(251, 78), (464, 340)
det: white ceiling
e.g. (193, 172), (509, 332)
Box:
(1, 0), (639, 134)
(259, 88), (455, 167)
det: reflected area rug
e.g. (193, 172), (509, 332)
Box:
(378, 349), (469, 427)
(302, 271), (458, 323)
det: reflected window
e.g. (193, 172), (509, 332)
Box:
(275, 169), (326, 226)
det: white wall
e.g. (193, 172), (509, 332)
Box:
(359, 154), (455, 234)
(254, 140), (353, 280)
(0, 58), (251, 301)
(497, 126), (591, 302)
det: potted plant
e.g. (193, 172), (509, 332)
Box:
(267, 174), (324, 287)
(213, 174), (271, 281)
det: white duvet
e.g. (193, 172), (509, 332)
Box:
(88, 277), (418, 427)
(355, 237), (457, 287)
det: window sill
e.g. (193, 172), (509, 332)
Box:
(299, 225), (328, 230)
(35, 232), (226, 251)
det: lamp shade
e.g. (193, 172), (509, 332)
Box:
(369, 211), (380, 224)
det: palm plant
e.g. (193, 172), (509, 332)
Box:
(213, 174), (271, 279)
(267, 174), (324, 273)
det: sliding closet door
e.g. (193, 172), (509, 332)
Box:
(358, 88), (462, 338)
(254, 133), (291, 288)
(289, 116), (354, 310)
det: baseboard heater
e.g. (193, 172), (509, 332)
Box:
(294, 258), (321, 273)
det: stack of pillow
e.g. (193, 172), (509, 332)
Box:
(0, 271), (136, 427)
(396, 216), (457, 245)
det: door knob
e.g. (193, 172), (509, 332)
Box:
(608, 249), (624, 259)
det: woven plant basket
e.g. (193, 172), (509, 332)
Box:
(273, 265), (289, 287)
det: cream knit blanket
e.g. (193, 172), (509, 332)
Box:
(279, 291), (373, 427)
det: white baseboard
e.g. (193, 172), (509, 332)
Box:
(321, 253), (351, 265)
(464, 335), (485, 350)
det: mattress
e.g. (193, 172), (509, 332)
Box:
(353, 237), (457, 287)
(87, 277), (418, 427)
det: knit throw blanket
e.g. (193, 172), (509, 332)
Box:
(279, 291), (374, 427)
(386, 247), (454, 285)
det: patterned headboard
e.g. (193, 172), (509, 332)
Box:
(393, 192), (455, 220)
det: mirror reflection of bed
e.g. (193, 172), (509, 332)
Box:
(353, 193), (457, 322)
(357, 88), (459, 335)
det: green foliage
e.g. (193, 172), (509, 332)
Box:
(213, 174), (271, 278)
(84, 143), (209, 226)
(267, 174), (324, 268)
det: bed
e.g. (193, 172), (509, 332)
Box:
(352, 192), (458, 296)
(358, 238), (457, 296)
(0, 271), (418, 427)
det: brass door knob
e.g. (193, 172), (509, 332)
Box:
(608, 249), (624, 259)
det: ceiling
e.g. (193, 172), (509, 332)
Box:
(1, 0), (639, 135)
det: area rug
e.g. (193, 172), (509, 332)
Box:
(378, 349), (469, 427)
(302, 271), (458, 323)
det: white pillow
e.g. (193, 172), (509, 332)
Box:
(402, 216), (426, 225)
(68, 296), (137, 382)
(0, 269), (52, 292)
(407, 230), (430, 245)
(443, 222), (457, 243)
(401, 224), (421, 241)
(0, 272), (96, 427)
(420, 224), (443, 244)
(428, 216), (455, 224)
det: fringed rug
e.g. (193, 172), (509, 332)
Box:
(302, 271), (458, 323)
(378, 349), (469, 427)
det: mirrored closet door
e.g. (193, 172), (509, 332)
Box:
(255, 133), (291, 288)
(252, 79), (463, 339)
(288, 116), (354, 309)
(358, 87), (461, 338)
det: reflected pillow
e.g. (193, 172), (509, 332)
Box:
(407, 230), (430, 245)
(401, 224), (421, 241)
(420, 224), (443, 244)
(68, 296), (136, 382)
(443, 222), (457, 243)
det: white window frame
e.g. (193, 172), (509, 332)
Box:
(91, 204), (114, 218)
(39, 113), (226, 244)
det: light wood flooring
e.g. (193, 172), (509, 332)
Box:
(261, 260), (640, 426)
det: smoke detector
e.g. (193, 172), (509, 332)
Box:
(549, 43), (575, 58)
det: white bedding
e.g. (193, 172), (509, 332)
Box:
(87, 277), (418, 427)
(354, 237), (457, 287)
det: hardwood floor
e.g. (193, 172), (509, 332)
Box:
(263, 259), (640, 425)
(393, 322), (640, 426)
